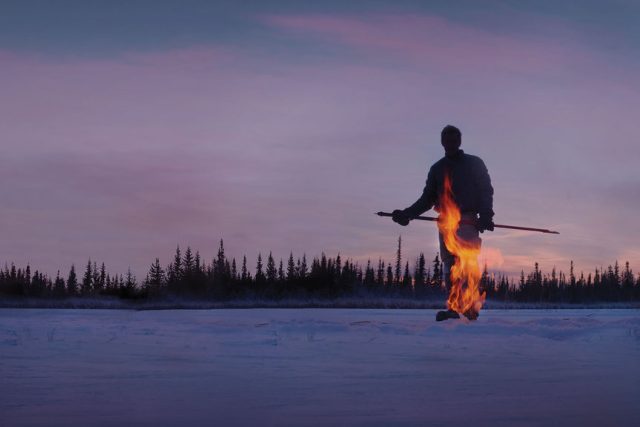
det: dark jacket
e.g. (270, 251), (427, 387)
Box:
(404, 149), (494, 219)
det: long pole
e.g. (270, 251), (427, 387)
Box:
(375, 211), (559, 234)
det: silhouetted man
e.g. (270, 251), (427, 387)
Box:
(392, 125), (494, 320)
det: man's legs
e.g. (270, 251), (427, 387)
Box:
(435, 233), (460, 321)
(438, 213), (482, 307)
(439, 232), (455, 291)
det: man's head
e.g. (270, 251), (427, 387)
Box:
(441, 125), (461, 155)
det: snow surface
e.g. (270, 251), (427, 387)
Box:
(2, 308), (639, 427)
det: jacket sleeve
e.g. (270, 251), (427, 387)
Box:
(475, 158), (494, 219)
(404, 166), (438, 217)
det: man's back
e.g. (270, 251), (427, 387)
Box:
(404, 148), (494, 220)
(427, 149), (493, 216)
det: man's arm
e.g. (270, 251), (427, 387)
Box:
(405, 166), (438, 217)
(393, 167), (437, 226)
(475, 158), (494, 231)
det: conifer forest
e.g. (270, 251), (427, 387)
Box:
(2, 238), (639, 304)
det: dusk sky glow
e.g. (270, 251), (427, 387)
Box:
(2, 0), (639, 281)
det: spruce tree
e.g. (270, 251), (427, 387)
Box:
(377, 259), (384, 286)
(67, 265), (78, 295)
(91, 261), (100, 292)
(81, 259), (93, 295)
(255, 253), (265, 284)
(215, 240), (226, 284)
(481, 263), (490, 295)
(278, 259), (285, 282)
(432, 254), (442, 289)
(170, 245), (182, 285)
(395, 236), (402, 285)
(300, 254), (308, 280)
(364, 259), (375, 287)
(147, 258), (165, 292)
(53, 271), (66, 297)
(194, 251), (202, 276)
(97, 263), (106, 292)
(287, 252), (296, 282)
(241, 256), (248, 281)
(183, 247), (194, 278)
(414, 253), (426, 297)
(266, 252), (277, 284)
(224, 260), (232, 282)
(124, 268), (136, 296)
(623, 261), (634, 298)
(402, 261), (412, 292)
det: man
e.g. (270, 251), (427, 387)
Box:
(392, 125), (494, 320)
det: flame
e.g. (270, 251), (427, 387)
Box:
(437, 174), (486, 317)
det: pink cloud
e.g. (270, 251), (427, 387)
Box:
(263, 14), (593, 77)
(480, 246), (505, 270)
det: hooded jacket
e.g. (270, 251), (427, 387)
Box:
(404, 149), (494, 219)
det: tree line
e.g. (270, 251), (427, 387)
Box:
(1, 237), (639, 303)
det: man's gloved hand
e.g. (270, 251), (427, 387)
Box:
(392, 209), (411, 226)
(476, 215), (494, 233)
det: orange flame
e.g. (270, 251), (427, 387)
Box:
(437, 174), (486, 317)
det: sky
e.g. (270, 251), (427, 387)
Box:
(1, 0), (639, 281)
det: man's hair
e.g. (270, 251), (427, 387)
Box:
(441, 125), (461, 140)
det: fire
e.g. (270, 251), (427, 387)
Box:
(437, 174), (486, 318)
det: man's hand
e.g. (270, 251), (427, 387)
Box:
(392, 209), (411, 226)
(476, 215), (494, 233)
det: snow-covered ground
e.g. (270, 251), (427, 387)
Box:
(2, 309), (639, 427)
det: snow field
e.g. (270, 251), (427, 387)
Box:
(1, 308), (639, 426)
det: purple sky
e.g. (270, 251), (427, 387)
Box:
(2, 1), (639, 280)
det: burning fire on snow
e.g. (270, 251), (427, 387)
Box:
(437, 174), (486, 318)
